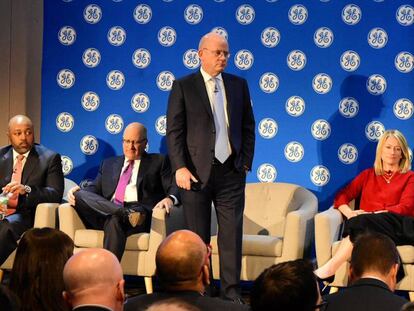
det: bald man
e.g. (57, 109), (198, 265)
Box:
(68, 122), (179, 260)
(0, 115), (64, 265)
(63, 248), (125, 311)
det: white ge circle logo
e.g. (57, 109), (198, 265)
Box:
(339, 97), (359, 118)
(133, 4), (152, 24)
(155, 115), (167, 136)
(236, 4), (255, 25)
(183, 49), (200, 69)
(312, 73), (332, 94)
(395, 51), (414, 73)
(261, 27), (281, 48)
(84, 4), (102, 24)
(338, 143), (358, 165)
(131, 93), (150, 113)
(157, 71), (175, 91)
(57, 69), (75, 89)
(257, 163), (277, 183)
(366, 74), (386, 95)
(311, 119), (331, 140)
(132, 48), (151, 69)
(105, 114), (124, 134)
(234, 50), (254, 70)
(81, 91), (100, 112)
(56, 112), (74, 132)
(211, 27), (228, 40)
(82, 48), (101, 68)
(342, 4), (362, 25)
(158, 26), (177, 47)
(184, 4), (203, 25)
(365, 121), (385, 142)
(393, 98), (413, 120)
(107, 26), (126, 46)
(284, 141), (304, 162)
(340, 50), (360, 72)
(58, 26), (76, 45)
(286, 96), (305, 117)
(61, 155), (73, 176)
(258, 118), (278, 139)
(106, 70), (125, 90)
(396, 5), (414, 26)
(310, 165), (330, 186)
(288, 4), (308, 25)
(259, 72), (279, 93)
(314, 27), (334, 48)
(368, 28), (388, 49)
(80, 135), (99, 155)
(287, 50), (306, 71)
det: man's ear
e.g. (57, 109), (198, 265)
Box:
(116, 279), (126, 303)
(348, 265), (357, 285)
(202, 264), (210, 286)
(62, 291), (72, 307)
(387, 263), (399, 291)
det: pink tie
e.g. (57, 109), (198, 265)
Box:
(8, 154), (25, 210)
(114, 160), (134, 205)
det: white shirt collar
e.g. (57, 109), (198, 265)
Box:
(12, 149), (30, 161)
(200, 67), (222, 83)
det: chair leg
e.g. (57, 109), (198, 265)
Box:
(329, 286), (339, 294)
(409, 292), (414, 302)
(144, 277), (153, 294)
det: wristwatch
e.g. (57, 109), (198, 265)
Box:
(24, 185), (31, 194)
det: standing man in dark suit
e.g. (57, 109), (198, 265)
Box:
(68, 122), (179, 261)
(0, 115), (64, 265)
(167, 32), (255, 302)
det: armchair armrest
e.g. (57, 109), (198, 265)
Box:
(33, 203), (59, 228)
(58, 203), (87, 240)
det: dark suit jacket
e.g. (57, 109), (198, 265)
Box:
(322, 278), (407, 311)
(167, 71), (255, 186)
(0, 144), (64, 217)
(82, 152), (179, 212)
(73, 306), (112, 311)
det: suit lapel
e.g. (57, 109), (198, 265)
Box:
(0, 148), (14, 185)
(136, 153), (150, 199)
(194, 72), (214, 120)
(110, 157), (124, 194)
(222, 73), (233, 127)
(21, 148), (38, 184)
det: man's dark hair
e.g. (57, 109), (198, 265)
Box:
(250, 259), (319, 311)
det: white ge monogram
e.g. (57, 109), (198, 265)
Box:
(105, 114), (124, 134)
(184, 4), (203, 25)
(284, 142), (304, 162)
(288, 4), (308, 25)
(61, 156), (73, 176)
(82, 48), (101, 68)
(342, 4), (362, 25)
(310, 165), (330, 186)
(156, 71), (175, 91)
(133, 4), (152, 24)
(311, 119), (331, 140)
(314, 27), (334, 48)
(259, 72), (279, 93)
(395, 52), (414, 73)
(56, 112), (74, 132)
(58, 26), (76, 45)
(106, 70), (125, 90)
(81, 91), (100, 112)
(258, 118), (278, 139)
(285, 96), (305, 117)
(132, 48), (151, 69)
(396, 5), (414, 26)
(393, 98), (413, 120)
(234, 50), (254, 70)
(366, 74), (386, 95)
(312, 73), (332, 94)
(131, 93), (150, 113)
(261, 27), (281, 48)
(368, 28), (388, 49)
(339, 97), (359, 118)
(57, 69), (75, 89)
(80, 135), (99, 155)
(340, 50), (360, 72)
(338, 143), (358, 165)
(183, 49), (200, 69)
(236, 4), (255, 25)
(257, 164), (277, 183)
(365, 121), (385, 142)
(107, 26), (126, 46)
(287, 50), (306, 71)
(84, 4), (102, 24)
(158, 26), (177, 47)
(155, 115), (167, 136)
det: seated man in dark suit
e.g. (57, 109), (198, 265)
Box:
(125, 230), (249, 311)
(0, 115), (64, 265)
(68, 122), (179, 260)
(322, 232), (407, 311)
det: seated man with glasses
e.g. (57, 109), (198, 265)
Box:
(67, 122), (179, 261)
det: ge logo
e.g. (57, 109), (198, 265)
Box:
(107, 26), (126, 46)
(342, 4), (362, 25)
(312, 73), (332, 94)
(234, 50), (254, 70)
(314, 27), (334, 48)
(368, 28), (388, 49)
(131, 93), (150, 113)
(257, 164), (277, 183)
(340, 50), (360, 72)
(80, 135), (99, 155)
(106, 70), (125, 90)
(58, 26), (76, 45)
(310, 165), (330, 187)
(105, 114), (124, 135)
(311, 119), (331, 140)
(81, 91), (100, 112)
(56, 112), (74, 132)
(57, 69), (75, 89)
(287, 50), (306, 71)
(410, 148), (413, 163)
(338, 143), (358, 165)
(184, 4), (203, 25)
(211, 27), (228, 40)
(366, 74), (386, 95)
(288, 4), (308, 25)
(157, 71), (175, 91)
(393, 98), (413, 120)
(236, 4), (255, 25)
(82, 48), (101, 68)
(60, 156), (73, 176)
(155, 115), (167, 136)
(261, 27), (281, 48)
(158, 26), (177, 47)
(266, 0), (278, 2)
(258, 118), (278, 139)
(395, 51), (414, 73)
(285, 96), (305, 117)
(214, 0), (225, 2)
(396, 5), (414, 26)
(284, 141), (304, 162)
(132, 48), (151, 69)
(183, 49), (200, 69)
(133, 4), (152, 24)
(259, 72), (279, 93)
(83, 4), (102, 24)
(365, 121), (385, 142)
(339, 97), (359, 118)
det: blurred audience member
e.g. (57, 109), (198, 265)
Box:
(0, 284), (20, 311)
(401, 302), (414, 311)
(146, 298), (201, 311)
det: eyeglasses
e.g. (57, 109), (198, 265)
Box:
(122, 138), (147, 146)
(202, 48), (230, 59)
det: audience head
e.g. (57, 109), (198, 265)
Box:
(198, 32), (229, 77)
(0, 284), (21, 311)
(146, 298), (201, 311)
(9, 227), (74, 311)
(155, 230), (210, 292)
(122, 122), (147, 160)
(63, 248), (125, 311)
(401, 302), (414, 311)
(7, 115), (34, 154)
(250, 259), (321, 311)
